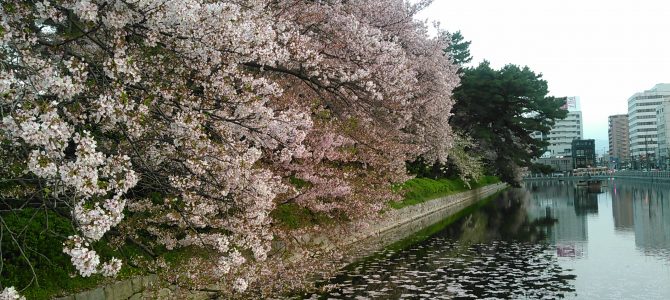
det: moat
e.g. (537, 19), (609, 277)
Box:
(302, 179), (670, 299)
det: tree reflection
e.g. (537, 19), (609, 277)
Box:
(308, 188), (577, 299)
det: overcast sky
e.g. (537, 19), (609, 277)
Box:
(418, 0), (670, 153)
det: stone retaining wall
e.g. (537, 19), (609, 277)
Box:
(54, 275), (158, 300)
(326, 182), (507, 258)
(283, 182), (508, 263)
(344, 182), (507, 245)
(56, 182), (507, 299)
(342, 183), (507, 263)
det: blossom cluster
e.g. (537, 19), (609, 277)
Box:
(62, 236), (122, 277)
(0, 0), (460, 295)
(0, 287), (25, 300)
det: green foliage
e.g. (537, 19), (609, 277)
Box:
(390, 176), (500, 209)
(450, 60), (567, 185)
(445, 31), (472, 67)
(271, 203), (337, 229)
(0, 209), (143, 299)
(406, 134), (484, 184)
(289, 176), (313, 190)
(405, 156), (449, 179)
(160, 245), (216, 266)
(446, 132), (485, 184)
(2, 2), (16, 13)
(529, 163), (556, 174)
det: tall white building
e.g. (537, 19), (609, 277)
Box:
(627, 84), (670, 158)
(545, 97), (583, 157)
(656, 101), (670, 169)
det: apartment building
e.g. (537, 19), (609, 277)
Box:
(657, 102), (670, 169)
(608, 114), (629, 165)
(628, 84), (670, 158)
(545, 97), (583, 157)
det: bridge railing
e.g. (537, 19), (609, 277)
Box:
(612, 170), (670, 179)
(524, 170), (670, 180)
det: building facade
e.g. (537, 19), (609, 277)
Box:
(534, 157), (574, 172)
(572, 139), (596, 168)
(657, 102), (670, 170)
(545, 97), (583, 157)
(627, 84), (670, 162)
(608, 114), (629, 168)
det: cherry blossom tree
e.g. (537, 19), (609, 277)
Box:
(265, 0), (460, 218)
(0, 0), (459, 296)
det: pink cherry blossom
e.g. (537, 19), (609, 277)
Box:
(1, 0), (459, 295)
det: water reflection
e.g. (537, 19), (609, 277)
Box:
(611, 184), (634, 232)
(303, 180), (670, 299)
(611, 181), (670, 257)
(306, 240), (574, 299)
(526, 183), (588, 244)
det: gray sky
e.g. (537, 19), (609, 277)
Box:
(418, 0), (670, 153)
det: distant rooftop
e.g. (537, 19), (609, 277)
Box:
(649, 83), (670, 92)
(628, 83), (670, 100)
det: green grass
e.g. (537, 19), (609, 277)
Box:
(390, 176), (500, 209)
(271, 176), (501, 229)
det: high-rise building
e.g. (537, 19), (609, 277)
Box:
(608, 114), (629, 167)
(627, 84), (670, 160)
(657, 101), (670, 169)
(545, 96), (583, 157)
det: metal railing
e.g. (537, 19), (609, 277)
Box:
(524, 170), (670, 180)
(612, 170), (670, 179)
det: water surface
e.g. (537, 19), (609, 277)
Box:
(305, 180), (670, 299)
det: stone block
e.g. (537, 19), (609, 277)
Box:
(75, 288), (104, 300)
(129, 293), (143, 300)
(186, 291), (215, 300)
(131, 277), (144, 293)
(115, 280), (134, 299)
(156, 288), (172, 299)
(142, 274), (158, 289)
(73, 292), (86, 300)
(104, 285), (116, 300)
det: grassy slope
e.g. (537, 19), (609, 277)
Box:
(389, 176), (500, 209)
(273, 176), (501, 227)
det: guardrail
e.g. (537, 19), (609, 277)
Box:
(524, 171), (670, 182)
(614, 170), (670, 178)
